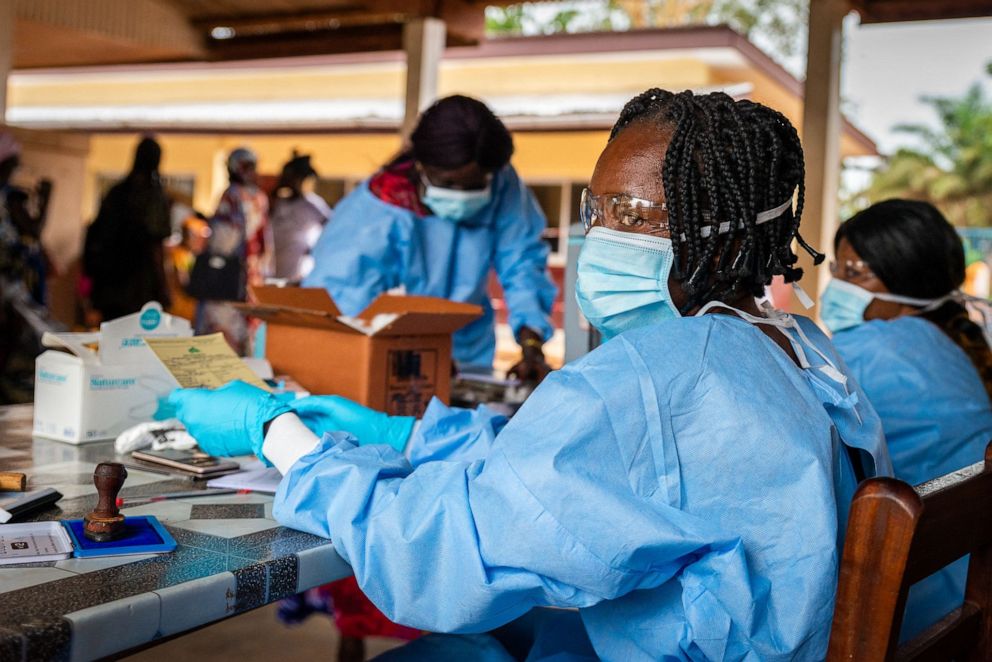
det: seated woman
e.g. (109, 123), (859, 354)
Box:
(169, 90), (890, 660)
(821, 199), (992, 640)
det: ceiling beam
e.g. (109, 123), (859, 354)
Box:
(852, 0), (992, 23)
(192, 2), (429, 28)
(206, 25), (408, 62)
(14, 0), (204, 57)
(202, 0), (490, 61)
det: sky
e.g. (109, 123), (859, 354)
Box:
(842, 16), (992, 155)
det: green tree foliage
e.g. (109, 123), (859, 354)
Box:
(860, 81), (992, 227)
(486, 1), (808, 65)
(485, 1), (625, 35)
(708, 0), (808, 62)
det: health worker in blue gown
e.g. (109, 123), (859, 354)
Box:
(820, 199), (992, 642)
(303, 95), (556, 379)
(168, 90), (891, 661)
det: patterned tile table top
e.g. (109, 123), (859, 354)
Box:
(0, 405), (350, 662)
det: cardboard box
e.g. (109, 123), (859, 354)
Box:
(33, 303), (192, 444)
(243, 287), (482, 417)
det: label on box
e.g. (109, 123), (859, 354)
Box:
(100, 301), (192, 365)
(384, 349), (437, 417)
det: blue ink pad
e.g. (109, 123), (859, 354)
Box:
(62, 516), (177, 557)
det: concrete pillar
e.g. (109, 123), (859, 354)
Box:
(800, 0), (849, 309)
(402, 17), (446, 138)
(0, 0), (13, 124)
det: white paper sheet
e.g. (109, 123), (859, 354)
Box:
(206, 466), (282, 494)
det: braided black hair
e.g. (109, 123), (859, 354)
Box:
(610, 89), (823, 312)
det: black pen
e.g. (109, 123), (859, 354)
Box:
(117, 488), (240, 507)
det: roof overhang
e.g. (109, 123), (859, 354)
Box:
(7, 26), (875, 155)
(3, 84), (753, 133)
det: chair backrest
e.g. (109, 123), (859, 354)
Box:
(827, 442), (992, 661)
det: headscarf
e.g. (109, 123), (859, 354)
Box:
(227, 147), (257, 175)
(0, 131), (21, 165)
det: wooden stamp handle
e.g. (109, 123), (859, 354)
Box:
(92, 463), (127, 517)
(0, 472), (27, 492)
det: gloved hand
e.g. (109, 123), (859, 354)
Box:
(289, 395), (415, 453)
(168, 380), (292, 462)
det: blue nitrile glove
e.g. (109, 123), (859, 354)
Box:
(152, 396), (177, 421)
(289, 395), (415, 453)
(168, 380), (292, 463)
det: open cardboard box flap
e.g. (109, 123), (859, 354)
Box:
(244, 287), (482, 337)
(251, 286), (341, 315)
(357, 294), (482, 336)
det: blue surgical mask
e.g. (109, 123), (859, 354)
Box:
(819, 279), (875, 333)
(575, 227), (680, 340)
(422, 183), (492, 222)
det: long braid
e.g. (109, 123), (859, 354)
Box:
(689, 103), (728, 297)
(608, 89), (820, 306)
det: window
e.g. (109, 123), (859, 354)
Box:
(525, 180), (588, 266)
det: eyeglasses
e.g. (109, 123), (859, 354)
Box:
(580, 188), (670, 236)
(580, 188), (793, 239)
(419, 169), (492, 192)
(829, 259), (876, 281)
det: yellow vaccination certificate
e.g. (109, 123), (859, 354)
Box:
(144, 333), (271, 391)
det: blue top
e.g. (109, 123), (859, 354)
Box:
(274, 313), (889, 660)
(833, 317), (992, 486)
(302, 165), (557, 367)
(833, 316), (992, 640)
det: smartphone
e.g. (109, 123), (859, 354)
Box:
(131, 449), (241, 476)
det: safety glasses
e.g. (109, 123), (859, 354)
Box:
(419, 169), (493, 192)
(829, 259), (876, 282)
(580, 188), (670, 236)
(580, 188), (793, 241)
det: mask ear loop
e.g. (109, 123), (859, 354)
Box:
(873, 289), (992, 350)
(697, 299), (851, 391)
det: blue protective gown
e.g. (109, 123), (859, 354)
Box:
(832, 316), (992, 641)
(302, 165), (556, 367)
(274, 313), (890, 661)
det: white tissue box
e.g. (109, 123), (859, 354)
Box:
(33, 302), (191, 444)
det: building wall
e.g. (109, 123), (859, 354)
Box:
(84, 133), (405, 217)
(9, 128), (89, 324)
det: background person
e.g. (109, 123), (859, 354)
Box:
(165, 213), (209, 321)
(0, 130), (55, 402)
(83, 136), (171, 321)
(190, 147), (270, 354)
(303, 95), (556, 380)
(822, 198), (992, 640)
(269, 152), (330, 283)
(169, 90), (890, 660)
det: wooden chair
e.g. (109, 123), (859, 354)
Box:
(827, 442), (992, 661)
